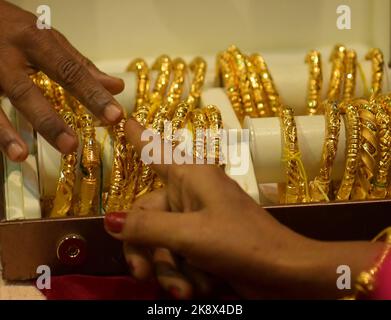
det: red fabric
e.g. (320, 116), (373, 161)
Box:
(370, 251), (391, 300)
(40, 275), (169, 300)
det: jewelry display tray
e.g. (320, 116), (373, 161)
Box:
(1, 0), (390, 281)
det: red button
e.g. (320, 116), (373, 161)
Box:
(57, 234), (87, 266)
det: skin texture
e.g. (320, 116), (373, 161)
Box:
(0, 0), (124, 161)
(104, 119), (387, 299)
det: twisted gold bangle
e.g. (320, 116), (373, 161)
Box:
(165, 57), (187, 115)
(280, 105), (309, 203)
(369, 98), (391, 199)
(365, 48), (384, 100)
(342, 49), (357, 102)
(216, 52), (244, 122)
(327, 44), (346, 101)
(309, 101), (341, 202)
(228, 46), (258, 118)
(251, 53), (281, 116)
(335, 100), (361, 201)
(351, 99), (378, 200)
(305, 50), (323, 115)
(186, 57), (207, 111)
(127, 58), (150, 110)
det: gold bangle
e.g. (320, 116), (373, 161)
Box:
(228, 46), (258, 118)
(353, 227), (391, 299)
(309, 101), (341, 202)
(369, 99), (391, 199)
(250, 53), (281, 116)
(327, 44), (346, 101)
(351, 99), (378, 200)
(186, 57), (207, 111)
(365, 48), (384, 100)
(305, 50), (323, 115)
(191, 108), (208, 162)
(335, 100), (361, 201)
(342, 49), (357, 102)
(203, 105), (223, 165)
(127, 58), (150, 110)
(216, 51), (244, 122)
(280, 105), (309, 203)
(246, 56), (271, 117)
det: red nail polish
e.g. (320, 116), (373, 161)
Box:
(104, 212), (126, 233)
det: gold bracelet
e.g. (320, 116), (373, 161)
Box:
(67, 96), (101, 216)
(309, 101), (341, 202)
(342, 49), (357, 102)
(127, 58), (150, 110)
(351, 99), (378, 200)
(365, 48), (384, 100)
(246, 56), (271, 117)
(353, 227), (391, 299)
(305, 50), (323, 115)
(369, 98), (391, 199)
(228, 46), (258, 118)
(203, 105), (223, 165)
(191, 108), (208, 162)
(335, 100), (361, 201)
(250, 53), (281, 116)
(216, 51), (244, 122)
(280, 105), (309, 203)
(327, 44), (346, 101)
(186, 57), (207, 111)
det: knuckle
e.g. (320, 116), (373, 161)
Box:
(57, 57), (85, 87)
(34, 112), (59, 135)
(83, 86), (111, 112)
(7, 79), (34, 102)
(0, 126), (13, 148)
(126, 211), (147, 240)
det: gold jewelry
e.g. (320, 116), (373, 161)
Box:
(246, 56), (270, 117)
(305, 50), (323, 115)
(127, 58), (150, 110)
(203, 105), (223, 165)
(342, 49), (357, 102)
(309, 101), (341, 202)
(166, 57), (187, 115)
(216, 51), (244, 122)
(280, 105), (309, 203)
(353, 227), (391, 299)
(228, 46), (258, 118)
(365, 48), (384, 100)
(250, 53), (281, 116)
(369, 99), (391, 199)
(186, 57), (207, 110)
(191, 108), (208, 161)
(327, 44), (346, 101)
(351, 99), (378, 200)
(335, 100), (361, 201)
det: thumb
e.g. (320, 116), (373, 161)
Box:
(104, 209), (195, 251)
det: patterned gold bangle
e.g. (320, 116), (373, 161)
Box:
(191, 108), (208, 161)
(365, 48), (384, 100)
(216, 51), (244, 122)
(327, 44), (346, 101)
(165, 57), (187, 115)
(280, 105), (309, 203)
(203, 105), (223, 165)
(353, 227), (391, 299)
(335, 100), (362, 201)
(309, 101), (341, 202)
(342, 49), (357, 102)
(127, 58), (150, 110)
(351, 99), (378, 200)
(186, 57), (207, 111)
(369, 98), (391, 199)
(250, 53), (281, 116)
(228, 46), (258, 118)
(67, 96), (101, 216)
(305, 50), (323, 115)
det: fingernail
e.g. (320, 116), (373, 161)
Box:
(103, 104), (123, 123)
(7, 142), (24, 161)
(170, 287), (181, 300)
(105, 212), (126, 233)
(56, 132), (78, 154)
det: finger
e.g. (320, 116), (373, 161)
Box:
(24, 31), (123, 124)
(179, 262), (216, 297)
(0, 108), (28, 161)
(51, 30), (124, 95)
(154, 248), (193, 300)
(0, 70), (78, 153)
(120, 190), (169, 281)
(104, 208), (196, 252)
(123, 242), (153, 281)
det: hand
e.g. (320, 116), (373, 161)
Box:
(0, 0), (124, 161)
(105, 119), (386, 299)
